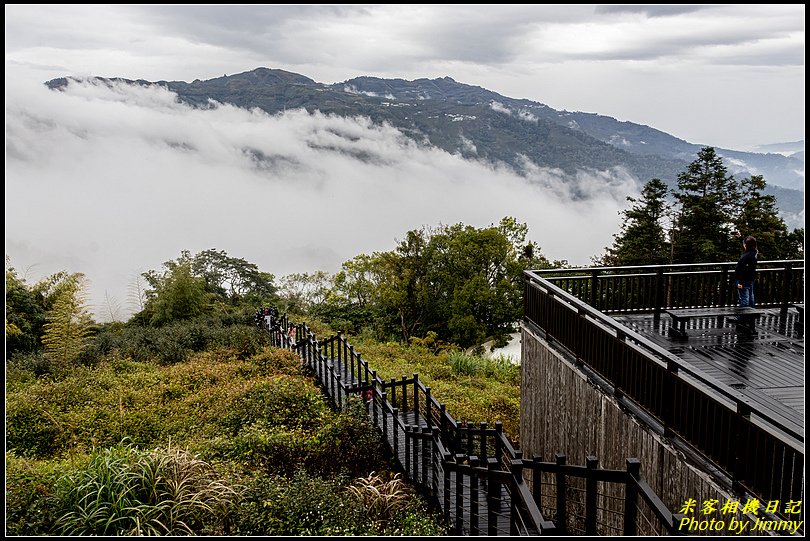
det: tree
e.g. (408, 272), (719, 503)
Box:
(734, 175), (802, 260)
(597, 178), (670, 266)
(372, 229), (430, 343)
(189, 248), (277, 304)
(135, 249), (278, 326)
(41, 273), (93, 369)
(5, 261), (47, 356)
(278, 271), (331, 314)
(142, 262), (208, 326)
(671, 147), (741, 263)
(367, 218), (559, 347)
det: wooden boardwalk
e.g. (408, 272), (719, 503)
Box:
(260, 311), (686, 536)
(615, 308), (804, 440)
(318, 355), (515, 535)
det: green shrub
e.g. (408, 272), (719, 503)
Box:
(306, 402), (387, 478)
(5, 453), (64, 535)
(233, 470), (368, 535)
(6, 400), (66, 458)
(6, 351), (59, 378)
(222, 376), (329, 435)
(226, 325), (271, 359)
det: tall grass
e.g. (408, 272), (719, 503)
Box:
(448, 351), (518, 381)
(53, 442), (237, 536)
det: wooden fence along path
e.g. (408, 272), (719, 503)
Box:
(256, 309), (685, 535)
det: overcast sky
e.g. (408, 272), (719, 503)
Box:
(4, 5), (805, 320)
(6, 4), (804, 150)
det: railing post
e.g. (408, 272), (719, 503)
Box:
(585, 456), (598, 535)
(456, 457), (465, 533)
(380, 391), (387, 439)
(390, 378), (397, 410)
(421, 426), (429, 487)
(431, 427), (440, 497)
(495, 422), (504, 468)
(663, 360), (678, 437)
(555, 454), (567, 534)
(335, 373), (342, 411)
(487, 458), (500, 536)
(425, 387), (432, 429)
(479, 422), (487, 460)
(731, 402), (752, 494)
(353, 353), (360, 385)
(781, 261), (793, 317)
(392, 408), (400, 467)
(654, 267), (665, 323)
(624, 458), (640, 536)
(590, 269), (599, 309)
(469, 456), (480, 535)
(466, 421), (474, 455)
(412, 425), (420, 483)
(413, 373), (420, 419)
(405, 425), (412, 480)
(510, 458), (524, 535)
(443, 451), (452, 525)
(372, 383), (378, 428)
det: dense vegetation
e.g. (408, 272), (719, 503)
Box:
(6, 344), (443, 535)
(5, 252), (445, 536)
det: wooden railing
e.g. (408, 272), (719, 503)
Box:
(256, 308), (687, 535)
(532, 260), (804, 319)
(522, 270), (804, 509)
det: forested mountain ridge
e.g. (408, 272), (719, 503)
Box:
(46, 67), (804, 213)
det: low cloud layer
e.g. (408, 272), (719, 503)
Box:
(6, 79), (634, 319)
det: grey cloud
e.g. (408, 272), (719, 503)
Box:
(595, 5), (709, 18)
(133, 5), (370, 64)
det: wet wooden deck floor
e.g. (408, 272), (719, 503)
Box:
(614, 307), (804, 439)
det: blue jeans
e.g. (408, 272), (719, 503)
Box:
(737, 280), (755, 308)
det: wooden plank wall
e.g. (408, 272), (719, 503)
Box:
(520, 327), (767, 536)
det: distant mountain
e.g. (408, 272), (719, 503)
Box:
(46, 68), (804, 214)
(752, 141), (804, 156)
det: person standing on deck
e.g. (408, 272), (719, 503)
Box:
(734, 234), (758, 309)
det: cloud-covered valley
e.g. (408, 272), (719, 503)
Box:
(6, 78), (635, 319)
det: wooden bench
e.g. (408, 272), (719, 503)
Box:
(666, 307), (766, 338)
(790, 303), (804, 325)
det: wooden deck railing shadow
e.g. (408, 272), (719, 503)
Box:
(255, 308), (686, 535)
(523, 261), (804, 513)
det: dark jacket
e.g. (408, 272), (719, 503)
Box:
(734, 251), (758, 283)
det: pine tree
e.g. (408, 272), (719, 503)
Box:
(41, 273), (93, 370)
(598, 178), (670, 266)
(734, 175), (802, 260)
(671, 147), (742, 263)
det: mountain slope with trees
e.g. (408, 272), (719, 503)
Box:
(45, 68), (803, 215)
